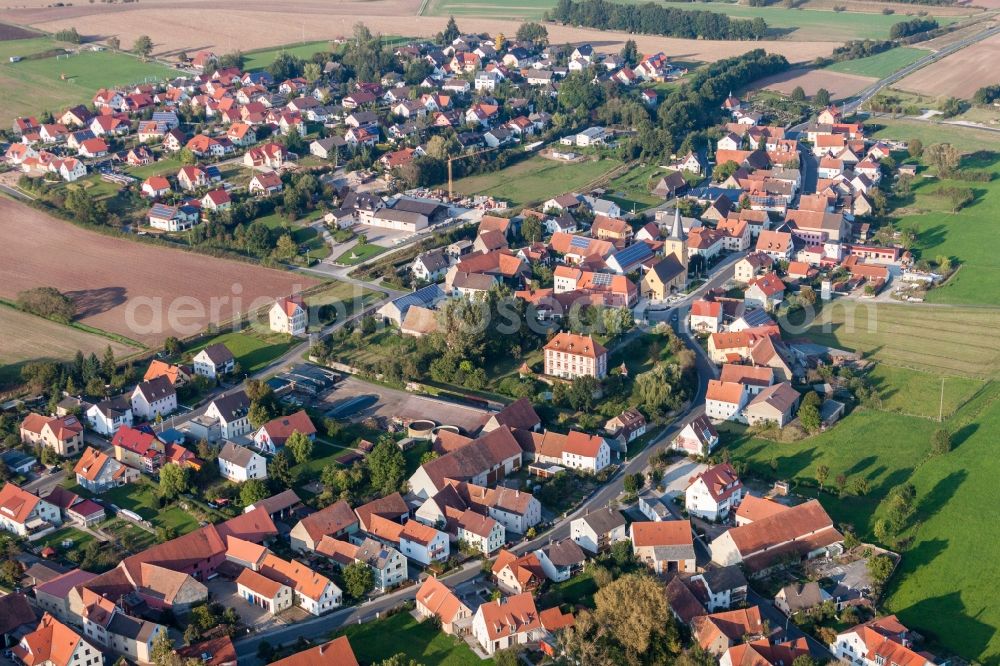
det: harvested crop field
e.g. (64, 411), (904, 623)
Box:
(0, 0), (837, 64)
(0, 199), (320, 347)
(0, 306), (140, 387)
(896, 32), (1000, 99)
(0, 22), (39, 40)
(755, 67), (876, 101)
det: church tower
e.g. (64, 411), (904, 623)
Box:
(663, 208), (688, 285)
(663, 208), (688, 269)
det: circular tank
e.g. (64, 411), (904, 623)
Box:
(408, 419), (436, 439)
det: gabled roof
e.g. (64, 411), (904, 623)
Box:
(722, 499), (841, 570)
(706, 380), (746, 405)
(354, 492), (409, 531)
(416, 576), (468, 624)
(734, 495), (789, 524)
(688, 463), (742, 503)
(267, 637), (359, 666)
(296, 500), (358, 543)
(0, 482), (42, 525)
(418, 426), (521, 492)
(198, 342), (235, 366)
(577, 507), (625, 535)
(544, 332), (606, 359)
(218, 442), (259, 468)
(133, 375), (176, 403)
(0, 593), (36, 634)
(476, 593), (541, 641)
(259, 410), (316, 442)
(13, 613), (85, 666)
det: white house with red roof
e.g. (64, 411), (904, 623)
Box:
(200, 188), (232, 212)
(689, 299), (723, 333)
(249, 171), (283, 196)
(77, 138), (109, 158)
(252, 410), (316, 455)
(543, 332), (608, 379)
(472, 593), (544, 655)
(831, 615), (937, 666)
(744, 272), (785, 312)
(685, 463), (744, 521)
(0, 483), (61, 538)
(560, 431), (611, 473)
(141, 176), (171, 198)
(705, 380), (748, 423)
(269, 296), (307, 336)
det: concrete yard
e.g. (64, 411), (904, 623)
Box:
(320, 376), (491, 434)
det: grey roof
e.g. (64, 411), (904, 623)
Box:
(390, 196), (446, 218)
(451, 271), (496, 291)
(356, 537), (399, 571)
(373, 208), (427, 226)
(210, 391), (250, 422)
(579, 507), (625, 535)
(199, 342), (234, 366)
(93, 396), (131, 418)
(639, 491), (671, 519)
(248, 489), (302, 515)
(134, 375), (175, 403)
(698, 565), (747, 593)
(652, 544), (696, 562)
(219, 441), (258, 467)
(390, 284), (446, 314)
(416, 249), (449, 273)
(777, 581), (826, 611)
(107, 612), (158, 642)
(541, 538), (586, 567)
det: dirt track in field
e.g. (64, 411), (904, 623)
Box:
(0, 0), (838, 64)
(896, 32), (1000, 98)
(0, 199), (320, 346)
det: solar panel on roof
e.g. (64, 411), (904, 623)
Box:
(591, 272), (613, 286)
(570, 235), (591, 249)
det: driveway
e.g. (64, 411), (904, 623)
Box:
(660, 459), (707, 499)
(207, 578), (285, 630)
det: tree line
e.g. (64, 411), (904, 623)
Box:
(889, 17), (939, 39)
(550, 0), (768, 41)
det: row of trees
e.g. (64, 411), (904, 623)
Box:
(550, 0), (768, 40)
(889, 17), (939, 39)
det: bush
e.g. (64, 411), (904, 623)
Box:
(17, 287), (75, 323)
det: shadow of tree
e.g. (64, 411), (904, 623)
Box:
(65, 286), (127, 319)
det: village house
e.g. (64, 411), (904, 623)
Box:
(629, 520), (696, 574)
(269, 296), (307, 336)
(705, 380), (749, 423)
(689, 299), (723, 333)
(570, 507), (627, 554)
(252, 410), (316, 455)
(249, 171), (284, 196)
(129, 376), (177, 421)
(604, 408), (647, 445)
(218, 442), (267, 482)
(672, 414), (720, 455)
(415, 576), (473, 635)
(685, 463), (744, 521)
(408, 426), (522, 500)
(543, 332), (608, 379)
(693, 606), (767, 655)
(710, 499), (842, 574)
(290, 500), (359, 552)
(491, 549), (545, 595)
(19, 413), (84, 457)
(200, 391), (252, 440)
(533, 538), (587, 582)
(743, 382), (800, 427)
(0, 482), (61, 539)
(192, 343), (235, 379)
(831, 615), (937, 666)
(111, 426), (164, 472)
(143, 360), (190, 387)
(85, 397), (133, 436)
(744, 272), (785, 311)
(13, 614), (103, 666)
(472, 593), (544, 656)
(74, 446), (138, 494)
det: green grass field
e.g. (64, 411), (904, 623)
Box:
(427, 0), (961, 40)
(451, 154), (624, 207)
(333, 242), (387, 265)
(724, 384), (1000, 661)
(786, 302), (1000, 379)
(863, 122), (1000, 305)
(826, 47), (928, 78)
(334, 611), (488, 665)
(188, 330), (297, 374)
(65, 479), (199, 533)
(255, 212), (332, 259)
(605, 163), (666, 212)
(866, 364), (984, 419)
(0, 38), (176, 126)
(242, 41), (334, 72)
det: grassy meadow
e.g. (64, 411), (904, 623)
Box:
(826, 46), (928, 78)
(0, 37), (175, 126)
(450, 154), (623, 207)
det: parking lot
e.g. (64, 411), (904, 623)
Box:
(319, 376), (491, 434)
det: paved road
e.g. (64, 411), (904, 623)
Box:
(511, 255), (738, 556)
(234, 561), (481, 664)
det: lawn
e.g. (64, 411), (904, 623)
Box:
(64, 479), (199, 534)
(0, 41), (176, 126)
(604, 163), (666, 212)
(724, 375), (1000, 663)
(256, 211), (332, 260)
(303, 281), (381, 328)
(188, 330), (298, 375)
(426, 0), (962, 39)
(334, 610), (488, 665)
(866, 365), (984, 419)
(888, 149), (1000, 306)
(826, 47), (928, 79)
(127, 155), (183, 180)
(869, 118), (1000, 155)
(38, 526), (96, 552)
(242, 41), (334, 72)
(785, 301), (1000, 379)
(333, 242), (387, 265)
(450, 154), (624, 208)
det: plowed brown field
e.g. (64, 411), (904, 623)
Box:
(0, 199), (320, 346)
